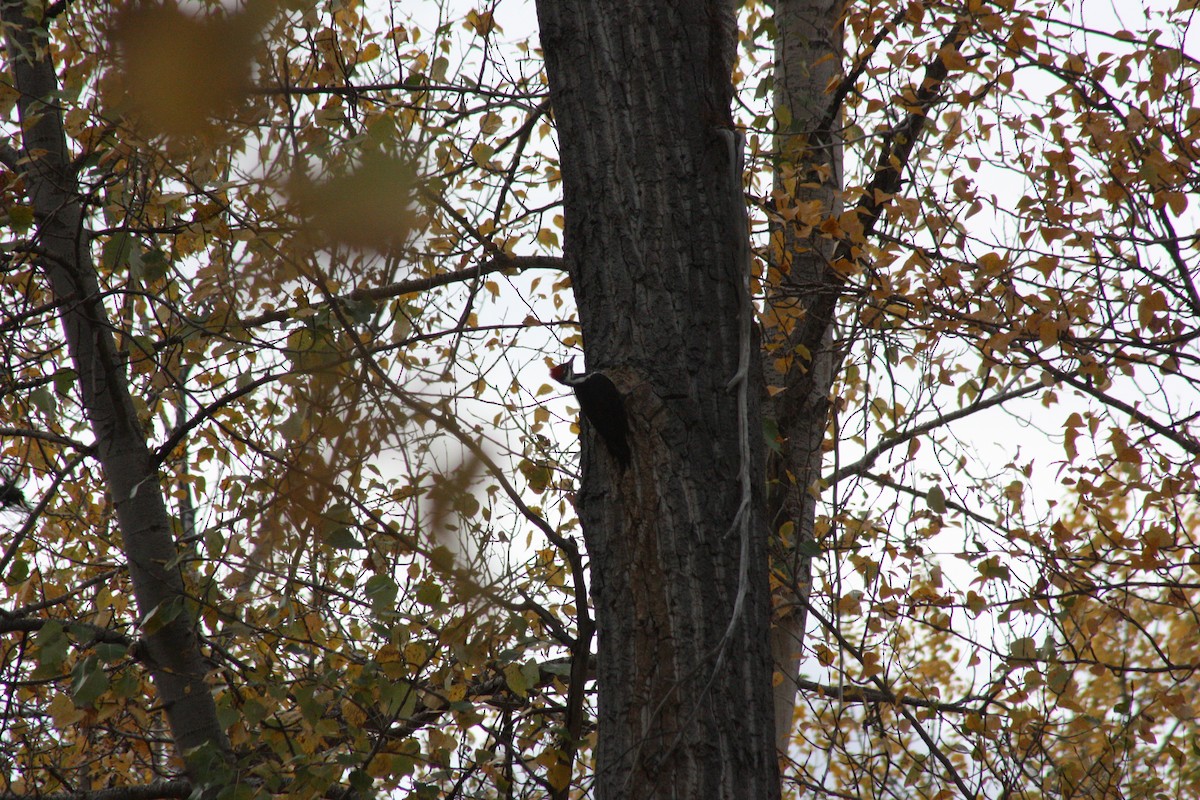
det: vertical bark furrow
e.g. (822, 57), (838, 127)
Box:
(537, 1), (780, 796)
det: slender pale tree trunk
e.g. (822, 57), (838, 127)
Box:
(535, 1), (780, 797)
(2, 1), (231, 779)
(764, 0), (845, 751)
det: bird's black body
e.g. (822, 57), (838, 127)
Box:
(0, 479), (25, 509)
(550, 358), (631, 467)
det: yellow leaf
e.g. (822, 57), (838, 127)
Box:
(48, 692), (84, 727)
(1009, 636), (1036, 660)
(480, 111), (503, 135)
(504, 663), (528, 698)
(343, 700), (367, 727)
(466, 9), (498, 37)
(404, 643), (427, 666)
(836, 591), (862, 616)
(359, 42), (382, 63)
(966, 591), (987, 617)
(1064, 426), (1080, 461)
(547, 758), (572, 791)
(977, 252), (1004, 272)
(470, 142), (495, 166)
(1138, 290), (1166, 329)
(6, 205), (33, 231)
(1048, 665), (1072, 695)
(1038, 319), (1059, 348)
(814, 644), (835, 667)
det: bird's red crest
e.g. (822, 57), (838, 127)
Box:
(549, 357), (574, 383)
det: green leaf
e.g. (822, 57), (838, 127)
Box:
(102, 232), (135, 271)
(29, 386), (55, 415)
(94, 642), (128, 662)
(111, 669), (141, 699)
(348, 769), (374, 797)
(1048, 665), (1071, 695)
(53, 369), (77, 397)
(775, 103), (792, 130)
(381, 680), (417, 718)
(796, 539), (822, 558)
(6, 557), (29, 585)
(762, 416), (783, 454)
(520, 660), (540, 690)
(141, 597), (184, 636)
(925, 485), (947, 514)
(240, 696), (269, 727)
(325, 527), (360, 550)
(1009, 636), (1037, 661)
(7, 204), (34, 231)
(430, 546), (456, 572)
(278, 410), (306, 440)
(31, 620), (69, 679)
(454, 492), (480, 517)
(365, 574), (398, 617)
(518, 459), (551, 494)
(344, 297), (378, 325)
(71, 655), (110, 707)
(140, 249), (169, 282)
(415, 582), (442, 607)
(504, 662), (528, 698)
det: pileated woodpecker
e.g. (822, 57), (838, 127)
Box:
(0, 477), (25, 510)
(550, 357), (631, 467)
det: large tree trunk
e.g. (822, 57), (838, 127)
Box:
(2, 0), (230, 780)
(765, 0), (845, 752)
(535, 1), (780, 797)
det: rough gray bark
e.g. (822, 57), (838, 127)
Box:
(764, 0), (845, 752)
(535, 1), (780, 797)
(2, 0), (231, 779)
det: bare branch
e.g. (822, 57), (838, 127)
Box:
(232, 254), (562, 331)
(826, 381), (1042, 486)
